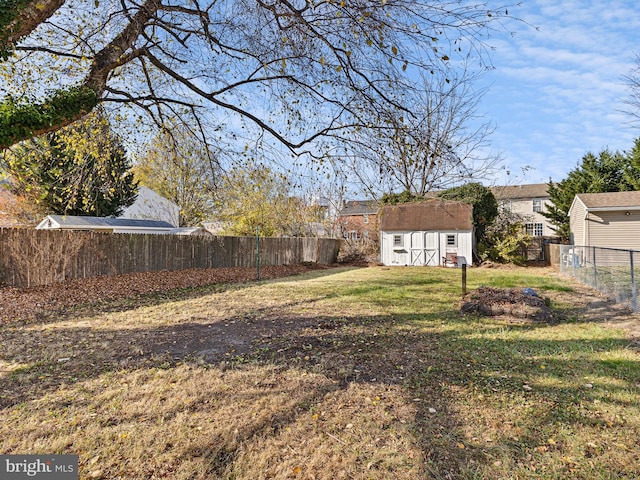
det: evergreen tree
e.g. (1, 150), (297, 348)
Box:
(438, 182), (498, 246)
(542, 148), (636, 240)
(622, 138), (640, 190)
(2, 111), (138, 217)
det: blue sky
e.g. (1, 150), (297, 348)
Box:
(477, 0), (640, 185)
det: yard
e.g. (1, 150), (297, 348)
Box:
(1, 265), (639, 479)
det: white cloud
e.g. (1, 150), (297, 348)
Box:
(477, 0), (640, 185)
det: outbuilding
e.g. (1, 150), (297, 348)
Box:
(568, 191), (640, 249)
(380, 200), (474, 267)
(36, 215), (177, 234)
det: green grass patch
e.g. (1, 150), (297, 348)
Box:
(0, 266), (638, 479)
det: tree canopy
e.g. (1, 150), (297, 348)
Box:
(214, 163), (325, 237)
(0, 0), (515, 160)
(1, 110), (138, 217)
(342, 67), (500, 197)
(133, 125), (218, 226)
(437, 182), (497, 246)
(542, 147), (637, 240)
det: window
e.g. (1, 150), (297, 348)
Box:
(532, 198), (543, 213)
(363, 214), (369, 224)
(446, 234), (457, 247)
(393, 235), (403, 247)
(526, 223), (543, 237)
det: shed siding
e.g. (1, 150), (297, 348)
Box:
(381, 230), (472, 266)
(586, 211), (640, 249)
(570, 200), (586, 245)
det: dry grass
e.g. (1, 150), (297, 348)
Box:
(1, 266), (639, 479)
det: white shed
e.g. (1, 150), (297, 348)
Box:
(36, 215), (177, 234)
(380, 200), (474, 267)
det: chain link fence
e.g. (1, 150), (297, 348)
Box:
(559, 245), (639, 311)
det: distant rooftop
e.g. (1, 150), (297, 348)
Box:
(339, 200), (379, 216)
(38, 215), (176, 229)
(491, 183), (549, 200)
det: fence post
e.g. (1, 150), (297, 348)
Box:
(592, 246), (597, 289)
(631, 250), (637, 312)
(256, 227), (261, 280)
(462, 263), (467, 297)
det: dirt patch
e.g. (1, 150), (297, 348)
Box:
(547, 279), (640, 343)
(461, 286), (555, 323)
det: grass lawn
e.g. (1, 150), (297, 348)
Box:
(1, 266), (639, 479)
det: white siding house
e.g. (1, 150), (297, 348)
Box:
(568, 191), (640, 249)
(120, 187), (180, 227)
(380, 200), (473, 267)
(491, 184), (554, 237)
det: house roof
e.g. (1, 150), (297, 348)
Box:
(339, 200), (379, 216)
(380, 200), (473, 231)
(575, 191), (640, 210)
(170, 227), (214, 236)
(37, 215), (176, 230)
(491, 183), (549, 200)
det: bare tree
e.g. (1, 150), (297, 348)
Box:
(624, 54), (640, 126)
(340, 65), (501, 197)
(1, 0), (516, 156)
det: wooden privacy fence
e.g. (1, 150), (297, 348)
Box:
(0, 229), (341, 287)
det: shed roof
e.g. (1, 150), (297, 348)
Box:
(380, 200), (473, 231)
(574, 191), (640, 209)
(491, 183), (549, 200)
(37, 215), (175, 230)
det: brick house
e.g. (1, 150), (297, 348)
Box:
(337, 200), (380, 242)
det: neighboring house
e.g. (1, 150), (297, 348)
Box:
(491, 183), (554, 237)
(120, 186), (180, 227)
(380, 200), (473, 267)
(568, 191), (640, 249)
(170, 227), (214, 236)
(337, 200), (379, 241)
(36, 215), (177, 234)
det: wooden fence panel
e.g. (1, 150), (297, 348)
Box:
(0, 228), (341, 287)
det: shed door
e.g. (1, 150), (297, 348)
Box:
(410, 232), (425, 265)
(424, 232), (439, 266)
